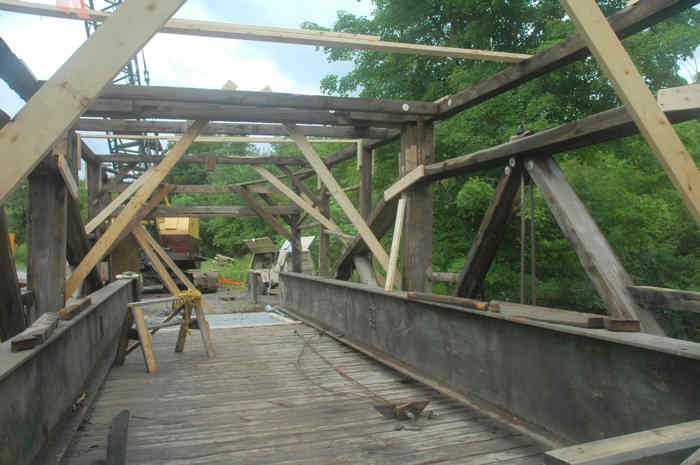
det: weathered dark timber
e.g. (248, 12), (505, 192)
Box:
(74, 118), (396, 139)
(423, 105), (700, 183)
(436, 0), (700, 118)
(232, 185), (297, 245)
(94, 153), (309, 166)
(0, 207), (25, 341)
(401, 122), (434, 292)
(27, 163), (67, 319)
(359, 143), (373, 220)
(0, 37), (40, 100)
(104, 410), (130, 465)
(527, 156), (663, 335)
(85, 98), (417, 127)
(65, 189), (101, 292)
(149, 205), (300, 218)
(318, 187), (331, 276)
(96, 83), (439, 116)
(628, 286), (700, 314)
(454, 163), (523, 298)
(0, 113), (26, 341)
(9, 312), (59, 352)
(491, 301), (605, 329)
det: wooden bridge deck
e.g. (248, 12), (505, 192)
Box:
(62, 322), (546, 465)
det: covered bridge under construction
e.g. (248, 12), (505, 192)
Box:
(0, 1), (699, 464)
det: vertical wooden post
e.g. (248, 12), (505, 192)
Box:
(86, 159), (105, 221)
(318, 187), (330, 276)
(249, 271), (258, 304)
(359, 141), (373, 220)
(175, 301), (192, 353)
(400, 122), (434, 292)
(130, 305), (156, 373)
(0, 207), (26, 340)
(193, 299), (216, 358)
(27, 162), (67, 318)
(291, 219), (302, 273)
(385, 197), (407, 291)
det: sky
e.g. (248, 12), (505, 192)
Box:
(0, 0), (375, 117)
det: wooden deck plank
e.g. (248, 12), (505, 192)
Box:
(63, 324), (544, 465)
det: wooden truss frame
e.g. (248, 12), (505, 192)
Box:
(0, 0), (698, 343)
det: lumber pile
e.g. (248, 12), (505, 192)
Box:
(214, 254), (235, 266)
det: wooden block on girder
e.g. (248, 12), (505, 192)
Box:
(10, 312), (59, 352)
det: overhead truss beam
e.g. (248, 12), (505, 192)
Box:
(0, 0), (531, 63)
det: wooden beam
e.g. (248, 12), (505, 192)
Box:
(150, 205), (298, 218)
(0, 207), (26, 341)
(359, 143), (373, 220)
(0, 0), (531, 63)
(27, 162), (66, 318)
(279, 166), (322, 207)
(95, 153), (307, 166)
(74, 118), (395, 139)
(454, 164), (522, 298)
(85, 98), (415, 127)
(422, 94), (700, 184)
(436, 0), (699, 117)
(132, 229), (179, 296)
(383, 165), (425, 202)
(681, 448), (700, 465)
(96, 84), (438, 116)
(384, 197), (407, 291)
(318, 188), (330, 277)
(527, 156), (663, 335)
(0, 0), (186, 205)
(544, 419), (700, 465)
(65, 115), (206, 299)
(658, 83), (700, 112)
(334, 196), (399, 280)
(401, 123), (434, 292)
(628, 286), (700, 314)
(232, 186), (296, 244)
(284, 123), (390, 270)
(558, 0), (700, 223)
(253, 166), (348, 241)
(54, 152), (79, 201)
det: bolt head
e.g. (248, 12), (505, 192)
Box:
(509, 157), (516, 167)
(402, 103), (410, 112)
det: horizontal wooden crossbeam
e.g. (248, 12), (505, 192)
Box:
(149, 205), (299, 218)
(85, 98), (416, 127)
(95, 84), (439, 116)
(94, 153), (309, 166)
(73, 119), (396, 139)
(0, 0), (531, 63)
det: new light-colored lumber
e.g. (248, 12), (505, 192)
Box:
(129, 304), (157, 373)
(0, 0), (530, 63)
(0, 0), (186, 205)
(136, 225), (217, 315)
(658, 83), (700, 112)
(131, 228), (179, 296)
(65, 116), (208, 299)
(284, 123), (390, 271)
(56, 154), (79, 201)
(559, 0), (700, 224)
(384, 197), (407, 291)
(544, 419), (700, 465)
(253, 166), (348, 241)
(85, 169), (151, 234)
(383, 165), (425, 202)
